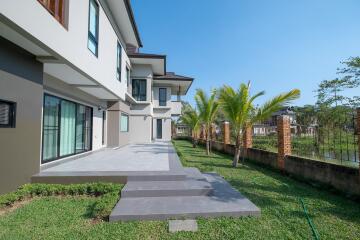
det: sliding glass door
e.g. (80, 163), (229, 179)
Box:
(60, 100), (76, 157)
(42, 94), (93, 163)
(42, 96), (60, 160)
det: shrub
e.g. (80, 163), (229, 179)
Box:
(0, 182), (123, 219)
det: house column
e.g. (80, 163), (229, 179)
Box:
(277, 115), (291, 171)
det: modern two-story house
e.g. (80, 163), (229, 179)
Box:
(0, 0), (193, 194)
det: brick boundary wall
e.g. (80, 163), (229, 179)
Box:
(173, 112), (360, 198)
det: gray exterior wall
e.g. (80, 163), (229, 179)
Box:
(0, 37), (43, 194)
(107, 100), (131, 147)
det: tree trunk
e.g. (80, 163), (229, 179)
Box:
(233, 147), (241, 167)
(209, 139), (212, 153)
(206, 138), (210, 155)
(232, 132), (241, 167)
(192, 137), (197, 148)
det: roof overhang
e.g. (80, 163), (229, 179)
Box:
(101, 0), (142, 48)
(153, 79), (193, 95)
(41, 60), (119, 100)
(128, 53), (166, 75)
(0, 16), (119, 101)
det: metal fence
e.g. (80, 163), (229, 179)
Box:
(252, 124), (278, 153)
(291, 112), (358, 167)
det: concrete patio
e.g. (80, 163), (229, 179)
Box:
(32, 141), (260, 221)
(42, 142), (170, 172)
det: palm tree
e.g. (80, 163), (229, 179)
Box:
(218, 82), (300, 167)
(180, 108), (200, 148)
(195, 89), (219, 155)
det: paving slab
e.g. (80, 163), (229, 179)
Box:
(169, 220), (198, 233)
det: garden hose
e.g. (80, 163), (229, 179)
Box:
(251, 177), (320, 239)
(300, 198), (320, 240)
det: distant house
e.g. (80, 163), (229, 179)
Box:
(252, 107), (294, 136)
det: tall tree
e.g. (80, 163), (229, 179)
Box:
(218, 83), (300, 167)
(180, 108), (200, 148)
(195, 89), (219, 155)
(317, 57), (360, 108)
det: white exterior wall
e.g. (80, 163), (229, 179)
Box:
(152, 118), (172, 141)
(129, 115), (152, 143)
(131, 65), (153, 103)
(170, 101), (182, 115)
(152, 86), (171, 107)
(0, 0), (130, 100)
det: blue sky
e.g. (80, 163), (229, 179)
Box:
(131, 0), (360, 107)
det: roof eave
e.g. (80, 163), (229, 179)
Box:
(124, 0), (143, 48)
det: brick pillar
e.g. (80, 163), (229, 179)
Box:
(242, 125), (253, 159)
(223, 121), (230, 145)
(277, 115), (291, 170)
(200, 124), (206, 140)
(243, 125), (253, 148)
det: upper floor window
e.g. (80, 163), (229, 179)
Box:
(159, 88), (167, 106)
(0, 100), (16, 128)
(88, 0), (99, 56)
(116, 42), (122, 81)
(132, 79), (147, 101)
(38, 0), (66, 27)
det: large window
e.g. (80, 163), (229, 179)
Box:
(0, 100), (16, 128)
(116, 42), (122, 81)
(132, 79), (147, 101)
(42, 94), (92, 163)
(159, 88), (167, 106)
(88, 0), (99, 56)
(38, 0), (66, 27)
(120, 114), (129, 132)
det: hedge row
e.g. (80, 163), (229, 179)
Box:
(0, 182), (123, 220)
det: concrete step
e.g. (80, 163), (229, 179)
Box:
(31, 170), (186, 184)
(110, 173), (260, 221)
(121, 179), (213, 198)
(183, 167), (207, 180)
(126, 170), (186, 182)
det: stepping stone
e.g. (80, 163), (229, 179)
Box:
(169, 220), (198, 233)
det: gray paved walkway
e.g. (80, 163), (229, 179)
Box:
(43, 142), (170, 172)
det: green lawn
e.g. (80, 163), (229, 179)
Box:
(0, 140), (359, 239)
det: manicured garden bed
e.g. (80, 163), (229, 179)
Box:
(0, 140), (359, 239)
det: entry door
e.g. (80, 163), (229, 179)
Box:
(156, 119), (162, 139)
